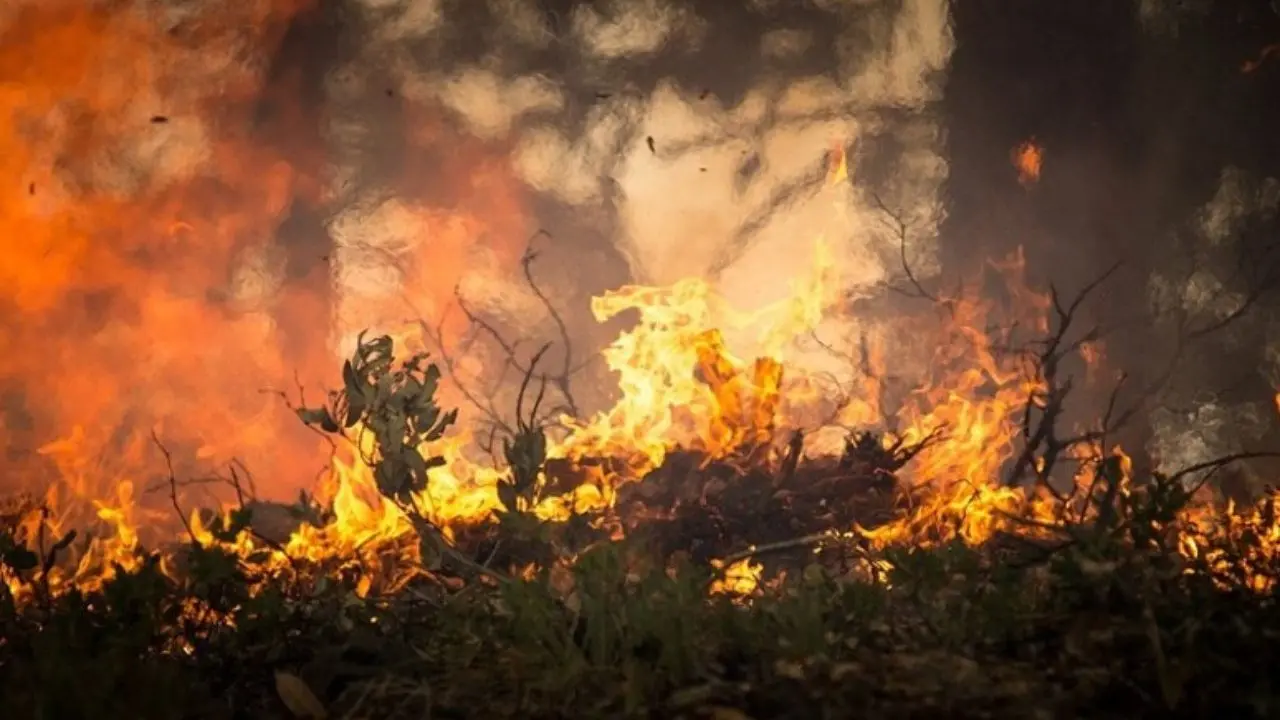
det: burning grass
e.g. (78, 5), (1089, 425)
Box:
(5, 254), (1280, 717)
(2, 478), (1280, 719)
(5, 4), (1280, 717)
(3, 112), (1279, 718)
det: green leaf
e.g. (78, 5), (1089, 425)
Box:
(386, 411), (408, 444)
(531, 429), (547, 461)
(402, 449), (429, 492)
(375, 372), (394, 400)
(423, 409), (458, 441)
(415, 405), (440, 435)
(373, 462), (397, 496)
(401, 375), (424, 401)
(344, 393), (366, 428)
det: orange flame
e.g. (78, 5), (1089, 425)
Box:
(3, 6), (1277, 606)
(1012, 140), (1043, 186)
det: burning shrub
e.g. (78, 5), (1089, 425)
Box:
(297, 332), (459, 507)
(6, 311), (1280, 717)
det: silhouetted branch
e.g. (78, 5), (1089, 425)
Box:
(867, 191), (942, 305)
(151, 430), (197, 545)
(521, 231), (580, 418)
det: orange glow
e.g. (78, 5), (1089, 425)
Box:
(1012, 140), (1043, 185)
(1243, 44), (1280, 74)
(2, 5), (1277, 607)
(0, 1), (528, 594)
(710, 557), (764, 597)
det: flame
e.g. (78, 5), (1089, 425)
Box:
(710, 557), (764, 597)
(0, 1), (327, 555)
(3, 4), (1278, 607)
(827, 140), (850, 186)
(1012, 140), (1043, 185)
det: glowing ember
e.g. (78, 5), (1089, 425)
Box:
(1012, 140), (1043, 185)
(710, 557), (764, 597)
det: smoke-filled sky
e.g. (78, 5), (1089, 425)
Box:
(941, 0), (1280, 479)
(324, 0), (953, 343)
(2, 0), (1279, 507)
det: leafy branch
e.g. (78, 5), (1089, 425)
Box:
(295, 332), (507, 584)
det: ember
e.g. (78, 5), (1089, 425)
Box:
(1012, 140), (1043, 186)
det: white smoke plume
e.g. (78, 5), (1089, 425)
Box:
(329, 0), (955, 359)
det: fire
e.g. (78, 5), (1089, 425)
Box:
(1, 1), (328, 559)
(0, 0), (529, 594)
(1012, 139), (1043, 185)
(555, 236), (839, 477)
(710, 557), (764, 597)
(3, 2), (1278, 610)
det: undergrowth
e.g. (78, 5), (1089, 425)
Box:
(3, 525), (1279, 719)
(2, 335), (1279, 719)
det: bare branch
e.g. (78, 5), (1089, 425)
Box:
(867, 191), (942, 305)
(151, 430), (197, 545)
(521, 233), (582, 418)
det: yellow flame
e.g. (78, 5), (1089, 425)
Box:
(7, 138), (1280, 606)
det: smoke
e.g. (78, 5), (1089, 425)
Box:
(10, 0), (1280, 524)
(1148, 168), (1280, 482)
(332, 0), (954, 373)
(0, 5), (324, 555)
(0, 0), (957, 515)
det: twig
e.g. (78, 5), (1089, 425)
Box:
(717, 531), (847, 567)
(1004, 263), (1122, 490)
(415, 302), (513, 440)
(1169, 451), (1280, 490)
(151, 430), (198, 545)
(776, 430), (805, 487)
(521, 231), (580, 418)
(407, 229), (595, 446)
(868, 191), (941, 305)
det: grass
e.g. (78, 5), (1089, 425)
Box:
(4, 335), (1280, 719)
(3, 502), (1280, 720)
